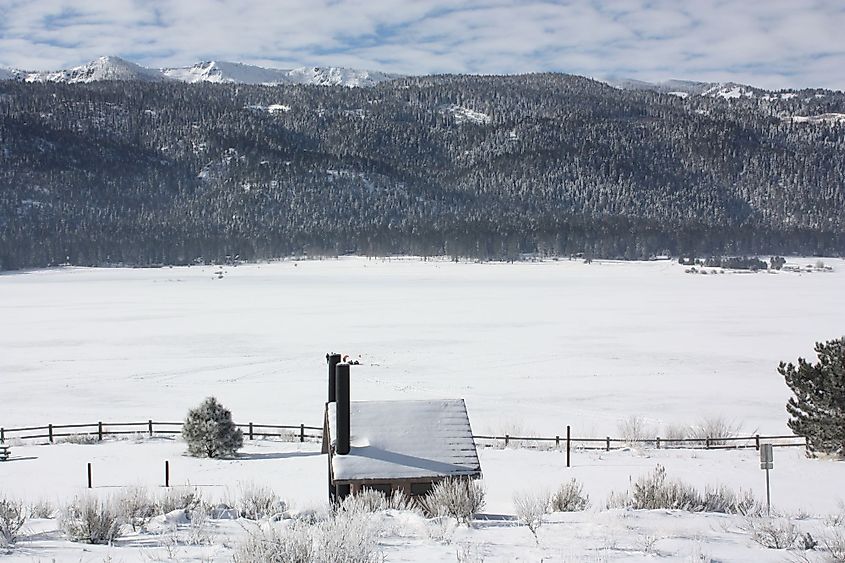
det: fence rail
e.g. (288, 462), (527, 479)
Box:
(0, 420), (808, 462)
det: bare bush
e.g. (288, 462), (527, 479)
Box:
(742, 517), (799, 549)
(234, 483), (285, 520)
(617, 416), (652, 445)
(631, 465), (701, 511)
(56, 433), (100, 445)
(661, 423), (691, 446)
(118, 486), (157, 531)
(823, 528), (845, 562)
(0, 498), (26, 547)
(29, 499), (56, 519)
(513, 490), (548, 539)
(156, 486), (203, 515)
(418, 479), (486, 525)
(550, 478), (590, 512)
(688, 417), (743, 445)
(606, 490), (633, 510)
(702, 485), (762, 515)
(339, 489), (415, 514)
(60, 495), (124, 544)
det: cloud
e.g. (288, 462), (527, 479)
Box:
(0, 0), (842, 90)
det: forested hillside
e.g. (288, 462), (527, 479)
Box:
(1, 73), (844, 269)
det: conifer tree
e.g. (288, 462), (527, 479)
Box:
(182, 396), (243, 458)
(779, 338), (845, 457)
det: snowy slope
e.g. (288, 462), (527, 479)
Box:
(606, 77), (766, 99)
(0, 66), (14, 80)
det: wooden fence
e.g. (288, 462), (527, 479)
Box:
(0, 420), (324, 444)
(1, 420), (807, 461)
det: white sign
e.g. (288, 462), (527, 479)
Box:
(760, 443), (773, 469)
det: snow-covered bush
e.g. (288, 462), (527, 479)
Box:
(0, 498), (26, 547)
(631, 465), (701, 510)
(234, 482), (285, 520)
(118, 486), (157, 531)
(702, 485), (762, 515)
(418, 479), (486, 525)
(339, 489), (414, 514)
(550, 478), (590, 512)
(182, 396), (243, 458)
(235, 508), (382, 563)
(57, 433), (100, 445)
(235, 523), (312, 563)
(742, 517), (799, 549)
(512, 490), (548, 539)
(60, 495), (124, 544)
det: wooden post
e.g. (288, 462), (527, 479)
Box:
(49, 424), (54, 443)
(566, 425), (571, 468)
(148, 420), (153, 437)
(706, 437), (710, 449)
(98, 422), (103, 442)
(87, 463), (92, 488)
(606, 436), (610, 451)
(300, 424), (305, 443)
(656, 437), (661, 449)
(504, 434), (509, 447)
(755, 434), (760, 451)
(249, 422), (254, 440)
(165, 460), (170, 487)
(0, 427), (4, 443)
(555, 435), (560, 447)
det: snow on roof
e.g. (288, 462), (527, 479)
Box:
(328, 399), (481, 482)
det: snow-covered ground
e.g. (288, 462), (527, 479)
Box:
(1, 257), (843, 561)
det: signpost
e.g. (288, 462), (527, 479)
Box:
(760, 443), (773, 515)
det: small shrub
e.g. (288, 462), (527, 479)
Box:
(513, 490), (548, 539)
(823, 528), (845, 561)
(689, 417), (743, 445)
(605, 490), (633, 509)
(662, 423), (690, 446)
(617, 415), (652, 445)
(234, 522), (312, 563)
(156, 486), (203, 515)
(743, 517), (799, 549)
(339, 489), (414, 514)
(550, 478), (590, 512)
(702, 485), (762, 515)
(182, 396), (243, 458)
(0, 498), (26, 547)
(29, 499), (56, 519)
(234, 483), (285, 520)
(631, 465), (701, 511)
(57, 433), (100, 445)
(117, 486), (157, 531)
(418, 479), (486, 525)
(60, 495), (124, 544)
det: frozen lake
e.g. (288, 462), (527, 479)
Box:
(2, 257), (843, 437)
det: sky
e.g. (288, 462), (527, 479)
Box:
(0, 0), (843, 90)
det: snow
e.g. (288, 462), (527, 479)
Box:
(1, 257), (844, 560)
(22, 56), (166, 84)
(785, 112), (845, 124)
(327, 399), (481, 481)
(440, 104), (492, 125)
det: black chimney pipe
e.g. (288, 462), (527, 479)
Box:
(327, 353), (341, 402)
(335, 362), (350, 456)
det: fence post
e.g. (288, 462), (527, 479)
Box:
(0, 427), (4, 443)
(606, 436), (610, 451)
(566, 425), (571, 468)
(705, 437), (710, 449)
(249, 422), (254, 440)
(148, 420), (153, 437)
(755, 434), (760, 451)
(49, 424), (54, 443)
(504, 434), (509, 447)
(98, 422), (103, 442)
(300, 424), (305, 443)
(165, 460), (170, 487)
(555, 435), (560, 447)
(87, 462), (92, 488)
(656, 437), (661, 449)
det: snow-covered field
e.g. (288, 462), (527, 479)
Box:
(2, 257), (844, 561)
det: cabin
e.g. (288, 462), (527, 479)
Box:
(322, 353), (482, 501)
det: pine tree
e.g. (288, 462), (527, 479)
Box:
(182, 397), (243, 458)
(779, 338), (845, 457)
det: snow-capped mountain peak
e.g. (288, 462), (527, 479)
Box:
(0, 56), (400, 87)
